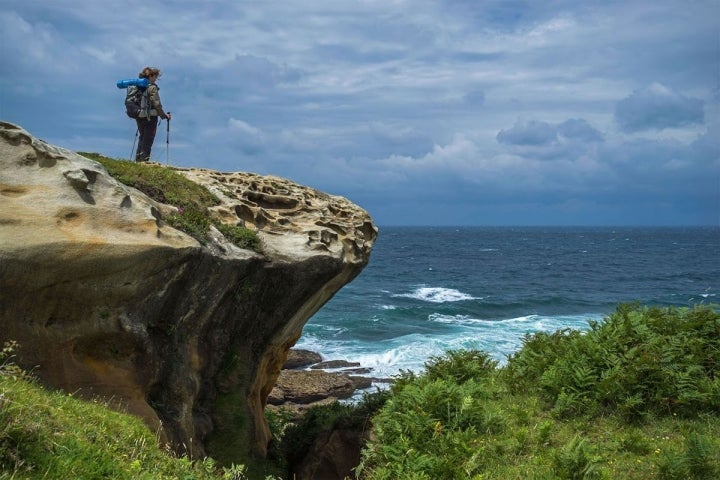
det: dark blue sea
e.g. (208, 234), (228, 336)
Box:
(296, 227), (720, 379)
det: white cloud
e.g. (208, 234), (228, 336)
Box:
(224, 118), (265, 155)
(83, 46), (116, 64)
(0, 11), (64, 73)
(228, 118), (262, 137)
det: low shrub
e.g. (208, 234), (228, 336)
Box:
(358, 360), (507, 479)
(359, 305), (720, 479)
(552, 435), (603, 480)
(280, 390), (388, 474)
(215, 222), (263, 252)
(657, 432), (719, 480)
(424, 349), (498, 384)
(506, 304), (720, 419)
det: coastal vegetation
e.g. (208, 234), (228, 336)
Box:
(0, 341), (280, 479)
(2, 297), (717, 479)
(355, 304), (720, 479)
(78, 152), (262, 253)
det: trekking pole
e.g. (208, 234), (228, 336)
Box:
(130, 128), (139, 161)
(166, 114), (171, 165)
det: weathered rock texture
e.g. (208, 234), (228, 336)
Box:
(268, 370), (372, 406)
(295, 428), (370, 480)
(0, 122), (377, 463)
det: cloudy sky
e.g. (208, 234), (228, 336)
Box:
(1, 0), (718, 226)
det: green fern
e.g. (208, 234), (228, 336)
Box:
(507, 305), (720, 419)
(552, 436), (603, 480)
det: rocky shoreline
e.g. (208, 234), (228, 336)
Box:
(267, 349), (392, 416)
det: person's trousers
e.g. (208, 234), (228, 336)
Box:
(135, 117), (159, 162)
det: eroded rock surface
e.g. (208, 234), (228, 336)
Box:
(0, 122), (377, 463)
(268, 370), (372, 406)
(295, 428), (370, 480)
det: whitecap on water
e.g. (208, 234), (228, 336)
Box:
(394, 286), (477, 303)
(297, 313), (604, 379)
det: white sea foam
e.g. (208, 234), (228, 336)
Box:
(340, 334), (488, 377)
(428, 313), (592, 329)
(296, 313), (603, 380)
(429, 314), (475, 325)
(394, 286), (477, 303)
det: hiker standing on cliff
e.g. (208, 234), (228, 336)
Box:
(135, 67), (171, 162)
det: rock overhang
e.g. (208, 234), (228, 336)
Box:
(0, 121), (377, 462)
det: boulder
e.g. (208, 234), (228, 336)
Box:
(269, 370), (357, 405)
(0, 122), (377, 463)
(283, 349), (323, 369)
(348, 376), (373, 390)
(310, 360), (361, 370)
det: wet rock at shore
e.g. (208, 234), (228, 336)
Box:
(269, 370), (356, 405)
(283, 349), (323, 369)
(270, 369), (373, 404)
(269, 350), (381, 415)
(311, 360), (361, 370)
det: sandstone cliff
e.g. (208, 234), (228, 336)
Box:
(0, 122), (377, 463)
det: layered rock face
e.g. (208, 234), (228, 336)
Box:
(0, 122), (377, 462)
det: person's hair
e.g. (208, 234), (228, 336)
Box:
(139, 67), (162, 79)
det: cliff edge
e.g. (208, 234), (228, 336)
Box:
(0, 121), (377, 463)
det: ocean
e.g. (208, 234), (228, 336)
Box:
(295, 226), (720, 379)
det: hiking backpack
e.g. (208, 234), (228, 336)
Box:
(125, 85), (147, 119)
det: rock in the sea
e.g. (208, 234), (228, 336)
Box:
(269, 370), (357, 405)
(310, 360), (361, 370)
(283, 349), (323, 369)
(0, 122), (377, 463)
(272, 352), (376, 414)
(348, 375), (373, 390)
(341, 367), (373, 375)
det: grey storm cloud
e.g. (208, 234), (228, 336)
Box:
(496, 120), (559, 146)
(496, 119), (603, 146)
(557, 119), (604, 142)
(231, 54), (304, 88)
(1, 0), (718, 225)
(614, 83), (705, 132)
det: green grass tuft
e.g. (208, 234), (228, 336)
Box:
(79, 152), (262, 253)
(79, 152), (218, 209)
(166, 206), (213, 244)
(215, 223), (264, 252)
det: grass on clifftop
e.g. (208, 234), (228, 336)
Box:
(78, 152), (262, 253)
